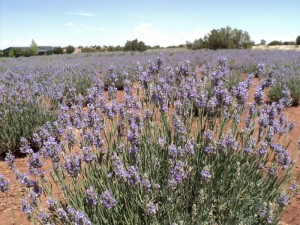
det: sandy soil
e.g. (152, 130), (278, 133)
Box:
(253, 45), (300, 51)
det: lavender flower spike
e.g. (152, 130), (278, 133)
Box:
(0, 174), (9, 192)
(100, 189), (117, 210)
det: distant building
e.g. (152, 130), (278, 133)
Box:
(2, 46), (54, 56)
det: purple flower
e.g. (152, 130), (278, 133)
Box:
(86, 186), (98, 205)
(5, 151), (15, 169)
(278, 151), (292, 169)
(127, 165), (141, 186)
(47, 197), (58, 212)
(41, 136), (62, 163)
(203, 130), (214, 141)
(142, 179), (152, 190)
(258, 142), (268, 155)
(168, 144), (178, 158)
(257, 63), (266, 76)
(65, 154), (82, 178)
(28, 190), (39, 206)
(75, 210), (92, 225)
(28, 152), (44, 170)
(18, 173), (34, 188)
(258, 205), (268, 218)
(21, 198), (33, 215)
(112, 154), (129, 183)
(38, 211), (53, 225)
(146, 202), (157, 217)
(100, 189), (117, 210)
(204, 144), (215, 155)
(82, 146), (96, 164)
(66, 127), (76, 147)
(20, 137), (34, 154)
(254, 85), (264, 105)
(57, 208), (69, 223)
(290, 183), (296, 191)
(200, 169), (212, 181)
(278, 193), (289, 208)
(0, 174), (9, 192)
(168, 161), (187, 188)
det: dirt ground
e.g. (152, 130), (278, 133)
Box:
(0, 79), (300, 225)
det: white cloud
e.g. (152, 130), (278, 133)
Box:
(65, 22), (74, 26)
(0, 38), (25, 49)
(66, 12), (95, 17)
(116, 23), (208, 47)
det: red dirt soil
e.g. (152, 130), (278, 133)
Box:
(1, 79), (300, 225)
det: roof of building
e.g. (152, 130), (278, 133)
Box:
(3, 46), (54, 51)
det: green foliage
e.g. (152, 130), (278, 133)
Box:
(188, 26), (254, 50)
(81, 47), (97, 53)
(29, 39), (39, 56)
(268, 41), (283, 46)
(4, 48), (24, 57)
(0, 101), (56, 155)
(53, 46), (64, 54)
(47, 50), (53, 55)
(268, 77), (300, 106)
(261, 39), (266, 45)
(283, 41), (296, 45)
(296, 35), (300, 45)
(124, 39), (147, 51)
(66, 45), (75, 54)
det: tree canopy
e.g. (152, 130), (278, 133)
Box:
(29, 39), (39, 56)
(123, 39), (147, 52)
(187, 26), (254, 50)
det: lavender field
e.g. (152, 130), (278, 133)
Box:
(1, 49), (300, 224)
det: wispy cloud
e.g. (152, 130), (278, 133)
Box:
(66, 12), (95, 17)
(65, 22), (74, 26)
(116, 23), (209, 47)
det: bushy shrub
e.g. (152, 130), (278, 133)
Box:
(268, 67), (300, 106)
(188, 26), (254, 50)
(66, 45), (75, 54)
(53, 46), (64, 54)
(268, 41), (283, 46)
(296, 35), (300, 45)
(0, 101), (56, 155)
(124, 39), (147, 52)
(268, 79), (300, 106)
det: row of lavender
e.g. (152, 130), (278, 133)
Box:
(0, 50), (299, 224)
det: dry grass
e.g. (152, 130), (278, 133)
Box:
(253, 45), (300, 51)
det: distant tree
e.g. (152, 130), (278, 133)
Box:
(186, 41), (193, 49)
(13, 48), (24, 57)
(8, 49), (14, 57)
(296, 35), (300, 45)
(53, 46), (64, 54)
(29, 39), (39, 56)
(66, 45), (75, 54)
(283, 41), (296, 45)
(260, 39), (266, 45)
(268, 40), (282, 46)
(124, 39), (147, 51)
(188, 26), (253, 50)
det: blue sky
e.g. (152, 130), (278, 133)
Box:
(0, 0), (299, 49)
